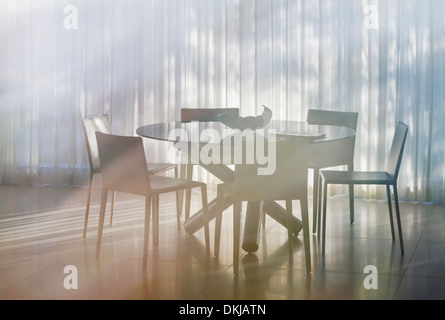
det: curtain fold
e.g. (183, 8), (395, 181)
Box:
(1, 0), (444, 202)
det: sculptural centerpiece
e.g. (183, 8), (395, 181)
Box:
(217, 105), (273, 130)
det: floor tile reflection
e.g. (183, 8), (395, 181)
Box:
(0, 185), (443, 300)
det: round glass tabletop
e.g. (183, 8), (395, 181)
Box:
(136, 120), (355, 143)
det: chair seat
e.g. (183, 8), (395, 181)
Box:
(147, 162), (177, 175)
(150, 175), (205, 195)
(321, 170), (393, 185)
(93, 162), (176, 175)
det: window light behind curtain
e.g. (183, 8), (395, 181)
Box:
(1, 0), (444, 202)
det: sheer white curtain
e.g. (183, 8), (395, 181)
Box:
(1, 0), (444, 202)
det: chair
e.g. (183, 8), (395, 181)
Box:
(94, 132), (210, 268)
(214, 135), (311, 275)
(82, 114), (178, 238)
(318, 121), (409, 255)
(306, 109), (359, 234)
(180, 108), (240, 220)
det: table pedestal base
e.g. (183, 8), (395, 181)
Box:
(183, 197), (303, 253)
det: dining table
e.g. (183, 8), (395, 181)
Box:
(136, 119), (356, 253)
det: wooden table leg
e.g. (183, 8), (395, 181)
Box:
(263, 201), (303, 236)
(241, 201), (303, 253)
(241, 202), (262, 253)
(181, 163), (303, 254)
(183, 197), (303, 253)
(183, 195), (233, 235)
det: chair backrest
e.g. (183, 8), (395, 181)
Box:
(82, 114), (112, 174)
(233, 137), (309, 202)
(307, 109), (358, 167)
(385, 121), (409, 180)
(306, 109), (358, 131)
(181, 108), (240, 123)
(95, 132), (151, 196)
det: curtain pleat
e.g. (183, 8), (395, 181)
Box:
(1, 0), (445, 202)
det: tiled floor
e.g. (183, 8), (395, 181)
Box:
(0, 184), (444, 300)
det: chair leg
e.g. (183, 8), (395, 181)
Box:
(348, 184), (354, 225)
(143, 196), (152, 269)
(175, 166), (181, 230)
(109, 190), (116, 227)
(214, 186), (224, 257)
(95, 189), (108, 257)
(386, 184), (396, 241)
(175, 190), (181, 230)
(286, 199), (293, 254)
(152, 194), (159, 246)
(300, 196), (311, 272)
(348, 163), (354, 225)
(185, 164), (193, 220)
(393, 185), (404, 254)
(200, 185), (210, 256)
(185, 188), (191, 220)
(312, 168), (319, 233)
(233, 201), (242, 276)
(261, 203), (266, 226)
(177, 164), (186, 220)
(83, 174), (94, 238)
(317, 173), (323, 240)
(174, 165), (179, 179)
(322, 181), (328, 255)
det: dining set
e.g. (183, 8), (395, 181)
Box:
(82, 107), (408, 276)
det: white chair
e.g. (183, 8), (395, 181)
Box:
(82, 114), (178, 237)
(306, 109), (359, 234)
(94, 132), (210, 268)
(214, 135), (311, 275)
(319, 121), (409, 255)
